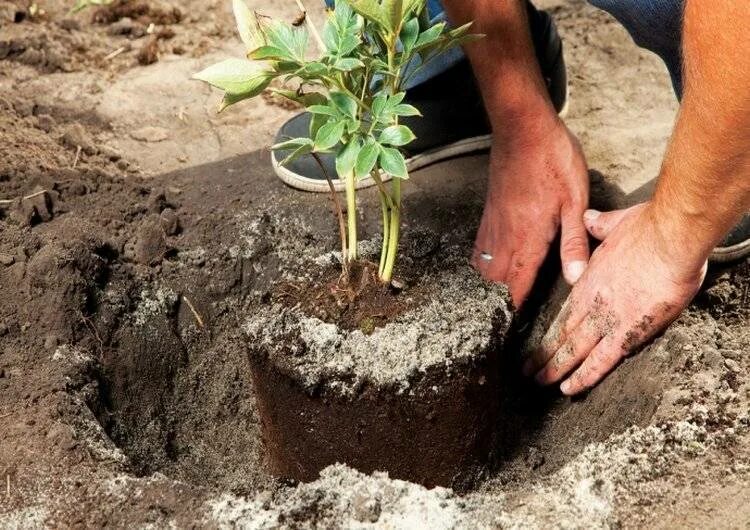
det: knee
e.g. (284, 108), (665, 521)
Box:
(588, 0), (683, 52)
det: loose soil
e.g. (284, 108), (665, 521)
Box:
(277, 260), (425, 334)
(1, 0), (748, 528)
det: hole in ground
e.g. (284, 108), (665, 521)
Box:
(91, 270), (666, 495)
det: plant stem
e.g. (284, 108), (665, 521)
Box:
(311, 153), (349, 275)
(381, 177), (401, 282)
(345, 170), (358, 261)
(378, 191), (390, 277)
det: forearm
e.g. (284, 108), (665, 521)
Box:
(651, 0), (750, 263)
(441, 0), (557, 135)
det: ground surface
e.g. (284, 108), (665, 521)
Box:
(0, 0), (748, 528)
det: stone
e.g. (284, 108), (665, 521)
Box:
(159, 207), (180, 235)
(0, 253), (14, 266)
(130, 126), (169, 143)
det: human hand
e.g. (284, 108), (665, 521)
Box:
(525, 202), (708, 395)
(473, 116), (590, 307)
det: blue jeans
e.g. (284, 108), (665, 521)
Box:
(324, 0), (684, 96)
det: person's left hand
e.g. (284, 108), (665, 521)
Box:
(523, 202), (708, 395)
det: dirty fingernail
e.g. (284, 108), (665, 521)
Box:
(583, 209), (600, 222)
(565, 260), (586, 284)
(560, 380), (572, 395)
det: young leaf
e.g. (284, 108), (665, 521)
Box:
(247, 45), (288, 61)
(355, 138), (380, 178)
(335, 137), (363, 176)
(402, 0), (426, 17)
(348, 0), (385, 27)
(330, 92), (359, 118)
(260, 19), (308, 62)
(308, 104), (339, 116)
(219, 91), (254, 112)
(378, 125), (416, 147)
(193, 59), (273, 95)
(414, 22), (445, 49)
(392, 103), (421, 117)
(371, 93), (387, 116)
(399, 17), (420, 53)
(268, 88), (327, 107)
(379, 147), (408, 179)
(279, 143), (314, 166)
(233, 0), (264, 51)
(333, 57), (366, 72)
(314, 120), (346, 151)
(309, 112), (328, 140)
(382, 0), (404, 33)
(271, 137), (314, 151)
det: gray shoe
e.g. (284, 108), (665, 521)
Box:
(710, 213), (750, 263)
(272, 3), (568, 192)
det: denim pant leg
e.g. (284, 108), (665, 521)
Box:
(588, 0), (684, 96)
(321, 0), (461, 88)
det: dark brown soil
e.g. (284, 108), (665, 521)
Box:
(276, 260), (425, 334)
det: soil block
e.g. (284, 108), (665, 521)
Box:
(245, 265), (513, 489)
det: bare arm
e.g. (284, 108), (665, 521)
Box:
(530, 0), (750, 395)
(442, 0), (591, 305)
(652, 0), (750, 266)
(441, 0), (555, 130)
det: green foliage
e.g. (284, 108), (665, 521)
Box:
(194, 0), (479, 281)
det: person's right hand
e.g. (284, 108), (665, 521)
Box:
(472, 114), (591, 307)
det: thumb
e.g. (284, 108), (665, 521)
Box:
(583, 207), (634, 240)
(560, 206), (590, 285)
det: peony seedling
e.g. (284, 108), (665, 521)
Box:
(194, 0), (479, 283)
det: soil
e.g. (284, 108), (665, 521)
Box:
(277, 260), (424, 334)
(0, 0), (748, 528)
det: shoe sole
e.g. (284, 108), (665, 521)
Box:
(709, 239), (750, 263)
(272, 86), (571, 193)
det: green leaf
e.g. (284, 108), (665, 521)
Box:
(279, 143), (314, 166)
(308, 104), (339, 116)
(330, 92), (358, 118)
(399, 17), (420, 53)
(193, 59), (273, 95)
(355, 138), (380, 178)
(247, 45), (288, 61)
(402, 0), (426, 17)
(385, 92), (406, 109)
(348, 0), (384, 27)
(295, 61), (328, 77)
(333, 57), (365, 72)
(218, 91), (253, 112)
(382, 0), (403, 33)
(271, 137), (314, 150)
(378, 125), (416, 146)
(268, 89), (327, 107)
(414, 22), (445, 49)
(392, 103), (421, 117)
(314, 120), (346, 151)
(309, 113), (328, 140)
(379, 147), (408, 178)
(261, 19), (308, 62)
(335, 137), (363, 176)
(233, 0), (265, 51)
(371, 93), (388, 118)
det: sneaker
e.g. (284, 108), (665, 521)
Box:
(710, 213), (750, 263)
(272, 2), (568, 192)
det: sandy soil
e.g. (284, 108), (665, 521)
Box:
(0, 0), (748, 528)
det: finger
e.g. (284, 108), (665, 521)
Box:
(535, 314), (604, 385)
(560, 334), (626, 395)
(583, 206), (635, 241)
(505, 240), (550, 309)
(560, 204), (590, 285)
(522, 295), (587, 376)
